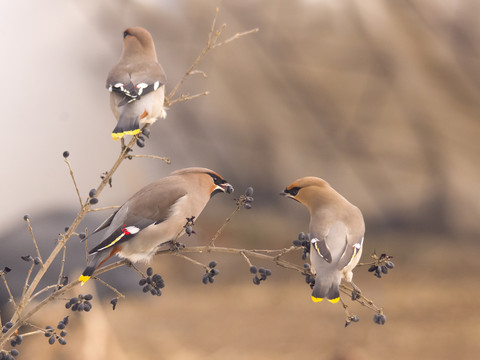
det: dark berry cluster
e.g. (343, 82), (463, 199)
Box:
(65, 294), (93, 312)
(139, 267), (165, 295)
(9, 334), (22, 347)
(20, 255), (41, 266)
(368, 253), (395, 278)
(136, 128), (150, 147)
(0, 349), (18, 360)
(250, 266), (272, 285)
(88, 188), (98, 205)
(1, 322), (13, 334)
(293, 232), (310, 260)
(373, 313), (386, 325)
(44, 316), (69, 345)
(184, 216), (196, 236)
(345, 315), (360, 327)
(301, 263), (315, 289)
(202, 261), (219, 284)
(242, 187), (254, 210)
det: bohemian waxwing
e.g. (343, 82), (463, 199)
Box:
(79, 167), (234, 284)
(281, 177), (365, 303)
(107, 26), (167, 141)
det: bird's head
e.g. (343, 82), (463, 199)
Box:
(281, 177), (331, 210)
(122, 26), (157, 60)
(172, 167), (234, 198)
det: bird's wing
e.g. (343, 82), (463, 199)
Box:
(336, 234), (364, 270)
(309, 225), (333, 264)
(107, 62), (166, 105)
(89, 181), (186, 255)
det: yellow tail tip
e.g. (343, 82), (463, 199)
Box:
(311, 296), (323, 303)
(112, 133), (123, 141)
(112, 129), (141, 141)
(78, 275), (90, 285)
(328, 297), (340, 304)
(124, 129), (141, 136)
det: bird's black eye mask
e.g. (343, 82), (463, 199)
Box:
(123, 30), (131, 38)
(284, 187), (301, 197)
(207, 172), (227, 186)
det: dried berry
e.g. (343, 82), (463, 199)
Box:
(48, 336), (55, 345)
(142, 128), (150, 137)
(110, 298), (118, 310)
(202, 274), (209, 285)
(23, 214), (30, 221)
(249, 266), (257, 274)
(89, 198), (99, 205)
(385, 261), (395, 269)
(245, 187), (254, 197)
(10, 350), (19, 357)
(58, 338), (67, 346)
(78, 233), (86, 240)
(62, 151), (70, 158)
(253, 276), (261, 285)
(89, 189), (97, 197)
(33, 257), (41, 265)
(147, 267), (153, 277)
(136, 139), (145, 148)
(208, 261), (217, 268)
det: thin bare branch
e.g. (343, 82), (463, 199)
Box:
(212, 28), (260, 49)
(56, 238), (67, 289)
(64, 158), (83, 208)
(31, 285), (58, 301)
(127, 154), (171, 164)
(174, 253), (208, 270)
(25, 218), (42, 265)
(94, 277), (125, 299)
(0, 272), (17, 309)
(165, 6), (258, 106)
(168, 91), (210, 106)
(208, 204), (242, 247)
(21, 263), (35, 300)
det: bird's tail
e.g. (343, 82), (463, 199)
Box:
(311, 273), (341, 304)
(78, 251), (112, 285)
(112, 114), (140, 140)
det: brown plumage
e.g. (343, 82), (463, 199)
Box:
(107, 27), (167, 140)
(79, 167), (233, 284)
(282, 177), (365, 303)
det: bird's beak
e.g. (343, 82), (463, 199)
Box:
(212, 182), (234, 197)
(280, 191), (291, 198)
(219, 182), (234, 194)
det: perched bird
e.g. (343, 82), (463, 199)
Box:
(79, 167), (234, 284)
(107, 26), (167, 141)
(281, 177), (365, 303)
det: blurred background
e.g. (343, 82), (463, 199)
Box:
(1, 0), (479, 359)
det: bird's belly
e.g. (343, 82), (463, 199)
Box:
(116, 221), (180, 263)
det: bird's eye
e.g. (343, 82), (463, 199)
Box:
(123, 30), (131, 38)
